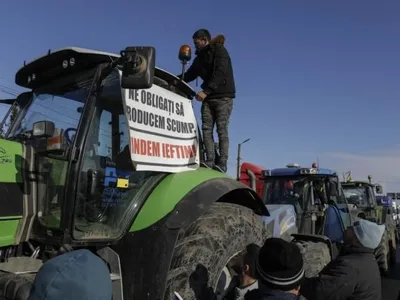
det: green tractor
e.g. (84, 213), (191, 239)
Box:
(0, 46), (272, 300)
(341, 179), (383, 222)
(341, 178), (397, 275)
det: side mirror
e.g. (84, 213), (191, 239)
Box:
(32, 121), (55, 137)
(375, 184), (383, 194)
(120, 46), (155, 90)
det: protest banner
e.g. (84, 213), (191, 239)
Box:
(122, 84), (200, 173)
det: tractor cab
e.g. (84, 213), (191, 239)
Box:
(0, 47), (198, 247)
(261, 163), (352, 243)
(376, 195), (398, 226)
(341, 181), (382, 223)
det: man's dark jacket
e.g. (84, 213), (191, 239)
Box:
(300, 245), (381, 300)
(245, 289), (300, 300)
(179, 35), (235, 100)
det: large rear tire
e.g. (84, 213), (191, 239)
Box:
(294, 241), (331, 278)
(388, 230), (397, 267)
(164, 202), (270, 300)
(0, 271), (35, 300)
(375, 229), (390, 276)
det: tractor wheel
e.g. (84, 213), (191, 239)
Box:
(389, 237), (397, 266)
(375, 230), (390, 276)
(294, 241), (331, 278)
(0, 271), (35, 300)
(164, 202), (270, 300)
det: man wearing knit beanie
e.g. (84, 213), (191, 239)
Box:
(300, 219), (385, 300)
(245, 238), (305, 300)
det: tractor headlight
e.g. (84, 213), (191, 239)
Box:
(300, 168), (317, 175)
(261, 169), (270, 177)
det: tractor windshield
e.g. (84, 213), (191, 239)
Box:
(263, 174), (352, 236)
(342, 186), (374, 207)
(263, 175), (347, 211)
(8, 68), (94, 145)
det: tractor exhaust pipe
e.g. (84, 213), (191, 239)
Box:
(246, 169), (256, 191)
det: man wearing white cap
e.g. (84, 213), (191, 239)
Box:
(300, 219), (385, 300)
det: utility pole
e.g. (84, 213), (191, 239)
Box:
(236, 138), (251, 180)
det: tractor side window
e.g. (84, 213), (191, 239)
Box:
(366, 188), (375, 206)
(73, 70), (159, 240)
(333, 182), (352, 228)
(27, 72), (94, 230)
(98, 111), (112, 157)
(0, 102), (20, 137)
(11, 93), (83, 145)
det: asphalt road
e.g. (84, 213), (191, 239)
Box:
(382, 247), (400, 300)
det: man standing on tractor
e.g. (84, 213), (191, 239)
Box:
(178, 29), (236, 173)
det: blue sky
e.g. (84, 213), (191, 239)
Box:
(1, 0), (400, 190)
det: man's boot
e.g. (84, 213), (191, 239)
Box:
(214, 139), (228, 173)
(201, 160), (215, 169)
(214, 161), (227, 173)
(200, 144), (215, 169)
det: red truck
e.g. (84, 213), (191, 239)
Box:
(239, 162), (266, 197)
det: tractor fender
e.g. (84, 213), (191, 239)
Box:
(112, 171), (268, 299)
(291, 233), (334, 260)
(130, 167), (268, 232)
(165, 177), (269, 230)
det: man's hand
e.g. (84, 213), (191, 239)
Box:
(196, 91), (208, 101)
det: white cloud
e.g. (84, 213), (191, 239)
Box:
(321, 149), (400, 193)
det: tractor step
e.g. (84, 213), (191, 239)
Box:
(0, 257), (43, 274)
(110, 273), (122, 281)
(97, 247), (124, 300)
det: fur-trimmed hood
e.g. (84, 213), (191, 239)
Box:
(210, 34), (225, 45)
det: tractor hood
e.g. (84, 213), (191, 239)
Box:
(0, 138), (33, 247)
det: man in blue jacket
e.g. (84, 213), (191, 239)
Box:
(28, 249), (112, 300)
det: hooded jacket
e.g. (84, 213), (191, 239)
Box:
(179, 35), (236, 100)
(28, 249), (112, 300)
(300, 245), (381, 300)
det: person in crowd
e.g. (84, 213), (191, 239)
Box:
(245, 238), (305, 300)
(177, 28), (236, 173)
(28, 249), (112, 300)
(300, 219), (385, 300)
(224, 244), (261, 300)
